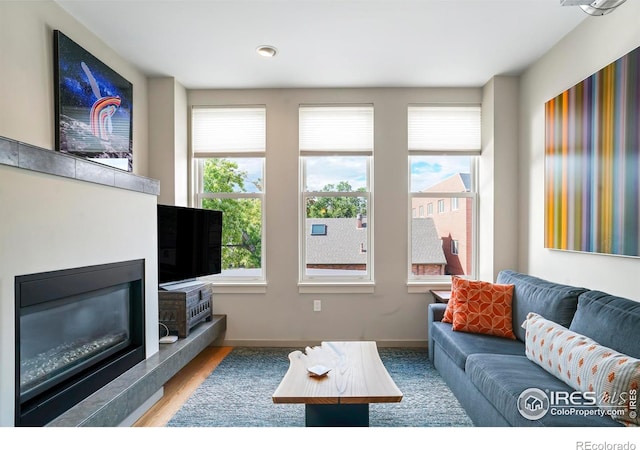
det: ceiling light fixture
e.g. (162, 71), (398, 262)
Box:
(560, 0), (627, 16)
(256, 45), (278, 58)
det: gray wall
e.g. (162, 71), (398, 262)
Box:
(187, 87), (518, 346)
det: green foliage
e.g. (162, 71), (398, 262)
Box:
(306, 181), (367, 218)
(202, 159), (261, 270)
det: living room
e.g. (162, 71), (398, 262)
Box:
(1, 0), (638, 445)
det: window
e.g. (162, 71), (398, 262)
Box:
(299, 105), (373, 283)
(408, 105), (480, 281)
(311, 224), (327, 236)
(192, 106), (265, 281)
(419, 205), (424, 218)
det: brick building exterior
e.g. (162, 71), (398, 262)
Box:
(411, 173), (472, 276)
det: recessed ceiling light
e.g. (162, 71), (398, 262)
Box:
(256, 45), (278, 58)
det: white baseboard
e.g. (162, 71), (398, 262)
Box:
(219, 339), (427, 348)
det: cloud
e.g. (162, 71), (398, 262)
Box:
(411, 155), (470, 191)
(304, 156), (368, 191)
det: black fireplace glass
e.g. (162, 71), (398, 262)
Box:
(19, 282), (132, 400)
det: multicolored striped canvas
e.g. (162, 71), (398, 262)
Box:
(545, 46), (640, 257)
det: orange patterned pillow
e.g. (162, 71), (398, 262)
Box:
(441, 276), (463, 323)
(451, 279), (516, 339)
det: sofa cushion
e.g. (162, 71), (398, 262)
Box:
(523, 312), (640, 426)
(431, 321), (525, 370)
(451, 279), (516, 339)
(496, 270), (587, 341)
(570, 291), (640, 359)
(466, 354), (621, 427)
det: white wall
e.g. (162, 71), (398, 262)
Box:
(0, 165), (159, 426)
(519, 1), (640, 299)
(0, 0), (150, 176)
(149, 77), (188, 206)
(0, 1), (158, 426)
(480, 76), (520, 282)
(189, 87), (498, 346)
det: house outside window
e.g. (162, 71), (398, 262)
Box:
(192, 106), (266, 282)
(408, 104), (480, 281)
(299, 105), (373, 283)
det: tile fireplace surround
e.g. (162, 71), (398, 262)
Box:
(0, 136), (227, 426)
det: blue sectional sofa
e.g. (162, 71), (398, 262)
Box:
(427, 270), (640, 427)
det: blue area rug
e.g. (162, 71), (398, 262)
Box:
(167, 347), (473, 427)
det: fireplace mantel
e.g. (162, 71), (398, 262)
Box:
(0, 134), (163, 426)
(0, 136), (159, 196)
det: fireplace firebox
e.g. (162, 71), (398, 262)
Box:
(15, 259), (145, 426)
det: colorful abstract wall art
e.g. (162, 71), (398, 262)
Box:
(545, 45), (639, 257)
(54, 30), (133, 172)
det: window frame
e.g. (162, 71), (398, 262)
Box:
(190, 105), (267, 287)
(451, 239), (459, 255)
(407, 104), (480, 285)
(298, 104), (374, 290)
(299, 156), (373, 286)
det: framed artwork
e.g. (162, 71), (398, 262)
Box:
(54, 30), (133, 172)
(544, 45), (639, 257)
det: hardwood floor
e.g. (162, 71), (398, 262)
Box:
(133, 346), (233, 427)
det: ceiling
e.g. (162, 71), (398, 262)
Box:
(54, 0), (589, 89)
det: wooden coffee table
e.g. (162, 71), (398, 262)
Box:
(272, 341), (403, 426)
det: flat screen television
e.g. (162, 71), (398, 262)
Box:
(157, 204), (222, 286)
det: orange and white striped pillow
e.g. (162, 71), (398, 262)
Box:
(522, 312), (640, 426)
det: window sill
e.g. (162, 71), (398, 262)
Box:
(298, 282), (375, 294)
(209, 282), (267, 294)
(406, 281), (452, 294)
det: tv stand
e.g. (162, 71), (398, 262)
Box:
(158, 282), (213, 338)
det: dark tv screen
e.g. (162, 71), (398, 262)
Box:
(157, 204), (222, 285)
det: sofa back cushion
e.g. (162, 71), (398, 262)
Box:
(496, 270), (587, 342)
(570, 291), (640, 359)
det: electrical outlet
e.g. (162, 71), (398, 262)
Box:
(313, 299), (322, 312)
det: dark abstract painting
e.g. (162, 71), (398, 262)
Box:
(54, 30), (133, 171)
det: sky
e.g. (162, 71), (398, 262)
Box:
(220, 154), (471, 194)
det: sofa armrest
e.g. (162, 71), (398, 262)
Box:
(429, 303), (447, 323)
(428, 303), (447, 364)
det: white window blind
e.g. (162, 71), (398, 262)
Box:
(299, 105), (374, 154)
(192, 107), (266, 156)
(408, 105), (481, 152)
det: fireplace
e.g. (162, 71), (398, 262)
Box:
(15, 259), (145, 426)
